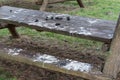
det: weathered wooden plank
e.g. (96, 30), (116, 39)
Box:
(0, 6), (116, 43)
(103, 15), (120, 79)
(0, 48), (112, 80)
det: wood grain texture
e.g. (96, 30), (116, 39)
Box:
(0, 6), (116, 43)
(0, 49), (112, 80)
(103, 15), (120, 79)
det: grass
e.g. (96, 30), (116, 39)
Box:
(0, 0), (120, 80)
(0, 67), (16, 80)
(63, 0), (120, 20)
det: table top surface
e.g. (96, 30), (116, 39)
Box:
(0, 6), (117, 43)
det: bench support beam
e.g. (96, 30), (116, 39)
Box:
(76, 0), (84, 8)
(39, 0), (84, 11)
(103, 16), (120, 79)
(40, 0), (49, 11)
(7, 24), (19, 38)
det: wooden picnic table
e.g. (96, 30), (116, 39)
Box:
(0, 6), (120, 80)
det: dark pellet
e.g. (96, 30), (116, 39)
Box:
(10, 10), (12, 12)
(51, 16), (54, 20)
(35, 19), (39, 22)
(55, 17), (63, 20)
(67, 16), (70, 21)
(45, 17), (48, 20)
(55, 23), (61, 26)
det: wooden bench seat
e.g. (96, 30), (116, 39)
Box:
(0, 49), (111, 80)
(0, 6), (116, 43)
(0, 6), (120, 80)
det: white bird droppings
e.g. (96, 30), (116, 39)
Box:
(4, 48), (23, 56)
(78, 31), (92, 35)
(3, 48), (93, 72)
(33, 53), (92, 72)
(14, 9), (24, 14)
(70, 27), (92, 36)
(88, 19), (98, 24)
(62, 61), (92, 72)
(2, 15), (16, 19)
(28, 22), (43, 27)
(108, 34), (113, 38)
(33, 54), (59, 63)
(79, 27), (92, 35)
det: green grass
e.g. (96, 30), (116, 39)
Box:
(63, 0), (120, 20)
(0, 67), (16, 80)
